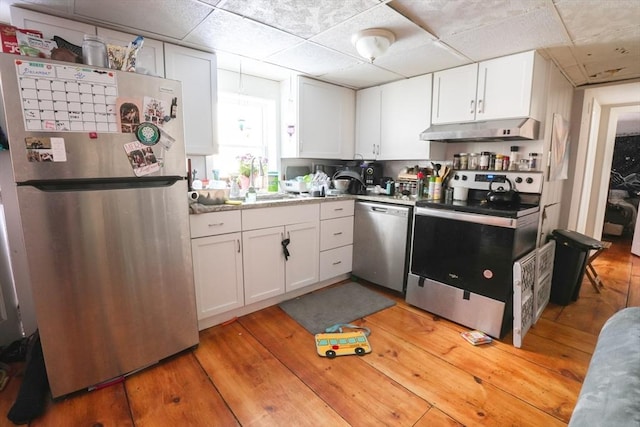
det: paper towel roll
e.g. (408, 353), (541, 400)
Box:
(188, 191), (199, 201)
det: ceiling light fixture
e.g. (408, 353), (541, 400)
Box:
(351, 28), (395, 63)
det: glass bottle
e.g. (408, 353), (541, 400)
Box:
(529, 153), (540, 171)
(459, 153), (468, 170)
(82, 35), (108, 67)
(479, 152), (490, 170)
(453, 154), (461, 169)
(468, 153), (479, 170)
(509, 146), (520, 171)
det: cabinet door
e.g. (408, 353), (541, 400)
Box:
(476, 51), (535, 121)
(10, 6), (96, 46)
(191, 233), (243, 320)
(97, 28), (165, 77)
(242, 226), (285, 304)
(285, 222), (319, 291)
(380, 74), (432, 160)
(164, 44), (217, 156)
(432, 63), (478, 124)
(355, 86), (381, 159)
(298, 77), (354, 159)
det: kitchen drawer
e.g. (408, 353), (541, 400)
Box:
(320, 216), (354, 251)
(320, 245), (353, 281)
(190, 211), (241, 238)
(242, 204), (319, 230)
(321, 200), (354, 220)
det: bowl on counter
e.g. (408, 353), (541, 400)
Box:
(333, 179), (350, 192)
(197, 188), (229, 205)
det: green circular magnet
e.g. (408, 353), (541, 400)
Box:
(136, 122), (160, 146)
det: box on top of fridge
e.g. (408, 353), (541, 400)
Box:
(0, 25), (43, 54)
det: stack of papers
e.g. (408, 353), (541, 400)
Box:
(461, 330), (493, 346)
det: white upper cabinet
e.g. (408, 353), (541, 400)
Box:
(282, 76), (355, 160)
(356, 74), (444, 161)
(97, 28), (165, 77)
(355, 86), (381, 159)
(431, 63), (478, 124)
(164, 44), (218, 156)
(432, 51), (543, 124)
(11, 6), (96, 46)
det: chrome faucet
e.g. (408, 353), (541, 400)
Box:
(249, 156), (264, 188)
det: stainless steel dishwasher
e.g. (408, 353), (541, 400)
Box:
(352, 200), (412, 293)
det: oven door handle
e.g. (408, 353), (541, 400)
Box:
(415, 206), (517, 228)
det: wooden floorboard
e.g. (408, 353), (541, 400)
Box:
(1, 234), (636, 426)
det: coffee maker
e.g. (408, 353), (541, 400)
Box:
(360, 162), (383, 187)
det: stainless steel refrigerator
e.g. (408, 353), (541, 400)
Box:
(0, 53), (198, 397)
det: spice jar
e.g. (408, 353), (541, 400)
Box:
(489, 153), (496, 170)
(453, 154), (461, 170)
(495, 154), (504, 171)
(529, 153), (541, 171)
(479, 151), (490, 170)
(468, 153), (479, 170)
(459, 153), (468, 170)
(509, 146), (520, 171)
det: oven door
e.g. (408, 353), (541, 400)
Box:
(410, 207), (530, 302)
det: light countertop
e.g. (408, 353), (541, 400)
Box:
(189, 193), (417, 214)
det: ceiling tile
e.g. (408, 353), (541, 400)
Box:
(318, 62), (405, 89)
(571, 29), (640, 64)
(390, 0), (548, 37)
(216, 0), (379, 39)
(442, 5), (571, 61)
(553, 0), (640, 42)
(372, 41), (469, 77)
(216, 51), (293, 81)
(310, 3), (436, 61)
(266, 41), (361, 76)
(583, 55), (640, 83)
(185, 8), (304, 59)
(73, 0), (213, 40)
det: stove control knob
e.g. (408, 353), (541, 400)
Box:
(515, 177), (523, 183)
(526, 177), (533, 184)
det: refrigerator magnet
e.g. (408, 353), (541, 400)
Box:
(136, 122), (160, 146)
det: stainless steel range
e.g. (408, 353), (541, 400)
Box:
(405, 171), (543, 338)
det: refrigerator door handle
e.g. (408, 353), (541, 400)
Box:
(25, 176), (184, 192)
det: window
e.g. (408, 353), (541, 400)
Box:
(213, 92), (276, 188)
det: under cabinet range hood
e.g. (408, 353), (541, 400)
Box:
(420, 117), (540, 142)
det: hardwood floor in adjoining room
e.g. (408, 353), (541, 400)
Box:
(5, 236), (638, 426)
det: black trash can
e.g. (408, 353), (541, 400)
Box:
(549, 229), (604, 305)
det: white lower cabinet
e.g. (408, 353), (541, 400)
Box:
(190, 212), (243, 321)
(319, 200), (354, 281)
(242, 226), (286, 304)
(242, 204), (320, 305)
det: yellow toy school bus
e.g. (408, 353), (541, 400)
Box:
(315, 331), (372, 358)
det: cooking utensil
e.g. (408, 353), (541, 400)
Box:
(333, 179), (350, 192)
(486, 178), (519, 204)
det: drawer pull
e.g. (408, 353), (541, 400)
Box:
(333, 232), (343, 236)
(334, 208), (343, 211)
(208, 222), (224, 227)
(332, 261), (342, 265)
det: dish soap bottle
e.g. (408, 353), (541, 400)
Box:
(433, 177), (442, 200)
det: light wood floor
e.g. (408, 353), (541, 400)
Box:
(2, 235), (638, 426)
